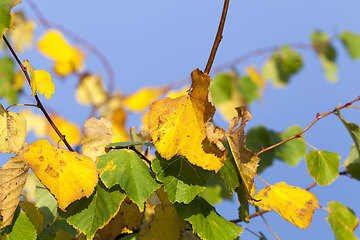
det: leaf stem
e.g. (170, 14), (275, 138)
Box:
(297, 138), (318, 152)
(261, 214), (281, 240)
(2, 35), (74, 152)
(257, 96), (360, 156)
(204, 0), (230, 74)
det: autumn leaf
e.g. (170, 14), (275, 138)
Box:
(148, 69), (227, 172)
(23, 139), (98, 211)
(0, 0), (21, 37)
(47, 114), (81, 146)
(0, 103), (26, 154)
(20, 109), (47, 138)
(0, 143), (30, 228)
(0, 57), (18, 104)
(75, 74), (107, 106)
(37, 29), (85, 76)
(80, 117), (115, 162)
(226, 107), (260, 200)
(111, 107), (129, 142)
(9, 11), (35, 53)
(125, 87), (168, 111)
(97, 197), (143, 239)
(19, 201), (44, 234)
(253, 182), (319, 229)
(23, 60), (55, 99)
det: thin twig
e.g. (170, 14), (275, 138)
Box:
(257, 96), (360, 156)
(5, 103), (39, 111)
(204, 0), (230, 74)
(348, 105), (360, 110)
(237, 224), (262, 238)
(26, 0), (115, 94)
(130, 146), (152, 166)
(261, 214), (281, 240)
(3, 35), (74, 152)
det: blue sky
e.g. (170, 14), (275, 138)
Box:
(4, 0), (360, 239)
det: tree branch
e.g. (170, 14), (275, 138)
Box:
(204, 0), (230, 74)
(257, 96), (360, 156)
(3, 35), (74, 152)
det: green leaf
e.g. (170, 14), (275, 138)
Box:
(174, 197), (242, 240)
(210, 73), (232, 105)
(275, 125), (306, 166)
(262, 46), (303, 87)
(19, 201), (44, 234)
(0, 57), (17, 103)
(305, 150), (340, 186)
(327, 201), (359, 240)
(62, 183), (126, 240)
(39, 219), (77, 240)
(35, 183), (58, 226)
(152, 153), (213, 204)
(311, 31), (338, 82)
(0, 0), (21, 37)
(336, 110), (360, 153)
(6, 212), (37, 240)
(246, 125), (278, 173)
(105, 141), (153, 152)
(238, 75), (259, 104)
(345, 145), (360, 181)
(198, 173), (232, 205)
(97, 149), (160, 210)
(340, 31), (360, 59)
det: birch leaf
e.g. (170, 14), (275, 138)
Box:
(23, 60), (55, 99)
(0, 143), (30, 228)
(75, 74), (107, 106)
(253, 182), (319, 229)
(9, 11), (35, 53)
(23, 139), (98, 211)
(0, 0), (21, 37)
(226, 107), (260, 200)
(80, 117), (115, 162)
(125, 87), (167, 111)
(0, 104), (26, 154)
(47, 114), (81, 146)
(148, 69), (227, 172)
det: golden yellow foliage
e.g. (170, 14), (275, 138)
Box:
(80, 117), (114, 162)
(0, 143), (30, 228)
(75, 74), (107, 106)
(166, 86), (189, 99)
(9, 11), (35, 53)
(23, 139), (98, 211)
(124, 87), (167, 111)
(96, 197), (143, 239)
(148, 69), (227, 172)
(253, 182), (319, 229)
(112, 107), (129, 142)
(0, 104), (26, 154)
(47, 114), (81, 146)
(226, 107), (259, 200)
(14, 70), (25, 91)
(23, 60), (55, 99)
(37, 30), (85, 76)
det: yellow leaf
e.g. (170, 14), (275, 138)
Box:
(166, 86), (189, 99)
(14, 70), (25, 91)
(96, 197), (143, 239)
(23, 60), (55, 99)
(246, 66), (265, 88)
(0, 143), (30, 228)
(253, 182), (319, 229)
(226, 107), (260, 200)
(21, 109), (47, 137)
(80, 117), (114, 162)
(23, 139), (98, 211)
(0, 104), (26, 153)
(37, 29), (85, 76)
(148, 69), (227, 172)
(9, 11), (35, 53)
(125, 87), (167, 111)
(47, 114), (81, 146)
(111, 107), (129, 142)
(75, 74), (107, 106)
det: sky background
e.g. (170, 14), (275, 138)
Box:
(2, 0), (360, 239)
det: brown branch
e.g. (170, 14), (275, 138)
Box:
(3, 35), (74, 152)
(26, 0), (115, 94)
(257, 96), (360, 156)
(204, 0), (230, 74)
